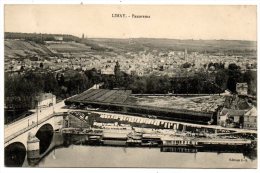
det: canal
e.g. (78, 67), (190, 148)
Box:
(27, 133), (257, 168)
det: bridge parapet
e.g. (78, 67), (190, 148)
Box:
(5, 113), (64, 145)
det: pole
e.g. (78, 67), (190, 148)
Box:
(37, 100), (39, 127)
(52, 93), (54, 113)
(36, 100), (38, 127)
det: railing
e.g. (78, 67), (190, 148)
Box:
(131, 93), (222, 97)
(4, 113), (64, 144)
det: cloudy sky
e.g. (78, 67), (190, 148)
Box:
(4, 5), (257, 40)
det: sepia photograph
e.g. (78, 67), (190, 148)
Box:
(2, 1), (258, 169)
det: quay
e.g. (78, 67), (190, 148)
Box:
(60, 126), (255, 149)
(4, 90), (257, 167)
(67, 109), (257, 135)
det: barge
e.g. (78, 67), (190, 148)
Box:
(161, 136), (252, 148)
(62, 127), (255, 150)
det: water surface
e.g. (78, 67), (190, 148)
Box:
(37, 145), (257, 168)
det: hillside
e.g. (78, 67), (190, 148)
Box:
(88, 38), (257, 55)
(4, 32), (257, 61)
(5, 39), (95, 60)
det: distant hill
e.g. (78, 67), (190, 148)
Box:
(4, 32), (257, 60)
(87, 38), (257, 56)
(5, 32), (81, 43)
(4, 39), (94, 60)
(4, 32), (110, 60)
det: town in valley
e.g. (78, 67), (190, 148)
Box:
(4, 32), (257, 168)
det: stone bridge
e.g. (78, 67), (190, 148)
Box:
(4, 101), (67, 167)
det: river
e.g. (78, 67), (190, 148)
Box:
(34, 134), (257, 168)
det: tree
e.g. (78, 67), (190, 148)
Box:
(129, 78), (147, 94)
(215, 69), (228, 92)
(244, 70), (257, 95)
(227, 63), (242, 93)
(182, 62), (191, 68)
(114, 61), (123, 87)
(43, 72), (60, 95)
(86, 68), (102, 85)
(114, 61), (120, 76)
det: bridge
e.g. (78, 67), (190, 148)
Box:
(4, 100), (68, 167)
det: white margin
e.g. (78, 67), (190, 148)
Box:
(0, 1), (259, 173)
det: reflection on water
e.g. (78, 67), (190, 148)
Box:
(36, 134), (257, 168)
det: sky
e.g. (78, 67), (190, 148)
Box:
(4, 5), (257, 41)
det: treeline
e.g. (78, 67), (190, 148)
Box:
(102, 72), (223, 94)
(5, 70), (93, 110)
(5, 63), (256, 111)
(5, 32), (81, 44)
(101, 63), (256, 95)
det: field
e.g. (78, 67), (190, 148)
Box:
(46, 42), (91, 53)
(88, 38), (257, 55)
(5, 40), (51, 57)
(5, 34), (257, 61)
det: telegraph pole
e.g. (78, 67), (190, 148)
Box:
(36, 100), (38, 127)
(52, 93), (54, 113)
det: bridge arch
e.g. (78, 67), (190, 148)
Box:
(35, 123), (54, 154)
(5, 142), (26, 167)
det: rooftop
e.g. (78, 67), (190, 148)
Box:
(244, 106), (257, 117)
(67, 89), (226, 113)
(220, 108), (248, 117)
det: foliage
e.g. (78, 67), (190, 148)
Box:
(5, 70), (92, 109)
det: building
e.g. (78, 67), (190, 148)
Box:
(236, 83), (248, 95)
(54, 36), (63, 41)
(36, 93), (56, 108)
(101, 68), (114, 75)
(217, 108), (247, 128)
(65, 89), (215, 124)
(243, 106), (257, 130)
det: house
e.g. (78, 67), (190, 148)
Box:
(236, 83), (248, 95)
(243, 106), (257, 130)
(217, 108), (247, 128)
(221, 89), (232, 96)
(90, 83), (104, 90)
(36, 93), (56, 108)
(54, 36), (63, 41)
(100, 68), (114, 75)
(217, 108), (229, 127)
